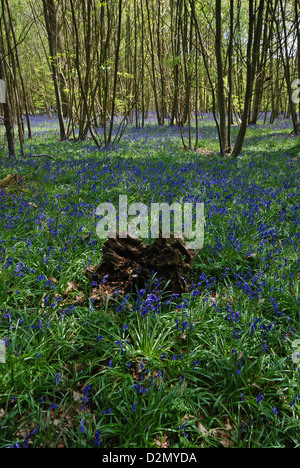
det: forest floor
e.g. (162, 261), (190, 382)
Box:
(0, 114), (299, 448)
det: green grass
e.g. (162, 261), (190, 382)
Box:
(0, 115), (299, 448)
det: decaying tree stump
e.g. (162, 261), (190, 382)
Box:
(84, 231), (201, 297)
(0, 174), (23, 192)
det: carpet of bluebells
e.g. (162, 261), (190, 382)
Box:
(0, 114), (299, 448)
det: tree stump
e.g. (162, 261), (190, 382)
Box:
(84, 231), (201, 298)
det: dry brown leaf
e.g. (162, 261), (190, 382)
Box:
(216, 429), (235, 448)
(154, 434), (170, 448)
(72, 391), (82, 402)
(182, 413), (196, 421)
(197, 422), (208, 436)
(48, 276), (58, 285)
(64, 281), (82, 296)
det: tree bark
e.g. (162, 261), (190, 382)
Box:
(42, 0), (66, 141)
(215, 0), (227, 154)
(0, 18), (15, 157)
(276, 0), (300, 134)
(232, 0), (265, 158)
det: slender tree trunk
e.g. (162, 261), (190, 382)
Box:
(227, 0), (234, 152)
(295, 0), (300, 121)
(232, 0), (265, 158)
(194, 31), (199, 150)
(157, 2), (165, 125)
(4, 0), (32, 139)
(188, 0), (223, 152)
(141, 0), (145, 127)
(170, 0), (181, 126)
(146, 0), (162, 125)
(215, 0), (227, 154)
(0, 20), (15, 157)
(1, 0), (24, 156)
(107, 0), (123, 145)
(42, 0), (66, 141)
(276, 0), (300, 134)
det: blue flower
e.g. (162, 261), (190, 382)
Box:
(79, 418), (85, 433)
(256, 392), (264, 405)
(94, 431), (101, 447)
(82, 383), (90, 404)
(179, 422), (188, 438)
(55, 373), (61, 384)
(132, 401), (138, 413)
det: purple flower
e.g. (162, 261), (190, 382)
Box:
(102, 275), (108, 284)
(256, 392), (264, 405)
(179, 422), (188, 438)
(192, 359), (199, 370)
(55, 373), (61, 384)
(79, 418), (85, 433)
(132, 401), (138, 413)
(94, 431), (101, 447)
(82, 383), (90, 404)
(23, 426), (40, 447)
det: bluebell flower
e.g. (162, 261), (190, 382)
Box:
(55, 373), (61, 384)
(82, 384), (90, 404)
(79, 419), (85, 433)
(256, 392), (264, 405)
(179, 422), (188, 438)
(94, 431), (101, 447)
(192, 360), (199, 370)
(23, 426), (40, 447)
(132, 401), (138, 413)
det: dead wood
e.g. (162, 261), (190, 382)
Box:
(84, 231), (201, 299)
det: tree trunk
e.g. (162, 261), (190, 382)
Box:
(215, 0), (227, 154)
(295, 0), (300, 121)
(42, 0), (66, 141)
(232, 0), (265, 158)
(276, 0), (300, 134)
(107, 0), (123, 145)
(0, 20), (15, 157)
(227, 0), (234, 152)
